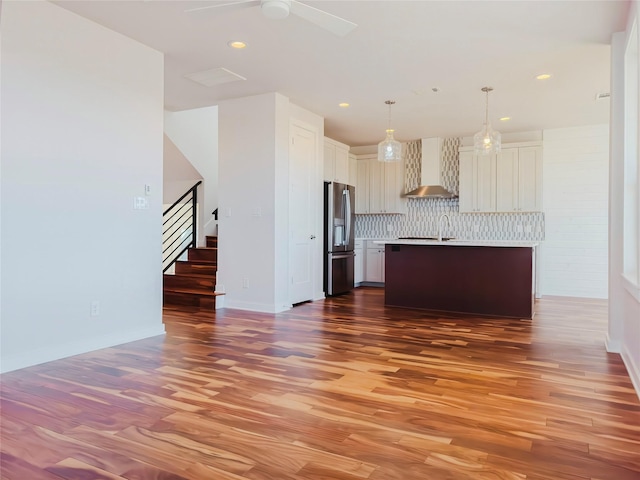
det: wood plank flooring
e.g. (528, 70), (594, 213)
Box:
(1, 287), (639, 479)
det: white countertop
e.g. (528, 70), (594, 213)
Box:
(373, 239), (539, 248)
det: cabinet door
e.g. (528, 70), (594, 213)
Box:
(354, 247), (364, 284)
(458, 150), (475, 212)
(518, 146), (542, 211)
(496, 148), (519, 212)
(355, 160), (369, 214)
(323, 143), (335, 182)
(365, 248), (383, 282)
(348, 154), (357, 187)
(334, 146), (350, 184)
(368, 158), (384, 214)
(384, 161), (406, 214)
(476, 153), (496, 212)
(380, 249), (386, 283)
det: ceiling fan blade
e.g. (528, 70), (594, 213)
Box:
(289, 0), (357, 37)
(184, 0), (260, 14)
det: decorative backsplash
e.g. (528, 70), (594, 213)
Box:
(355, 137), (545, 241)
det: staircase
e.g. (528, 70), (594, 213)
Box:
(163, 235), (223, 309)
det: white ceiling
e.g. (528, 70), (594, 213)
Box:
(53, 0), (629, 147)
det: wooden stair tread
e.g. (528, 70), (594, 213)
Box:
(165, 273), (215, 280)
(163, 286), (225, 296)
(175, 259), (216, 265)
(164, 242), (220, 308)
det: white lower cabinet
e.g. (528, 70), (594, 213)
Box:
(354, 240), (364, 285)
(364, 241), (385, 283)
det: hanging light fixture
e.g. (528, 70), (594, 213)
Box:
(377, 100), (402, 162)
(474, 87), (501, 156)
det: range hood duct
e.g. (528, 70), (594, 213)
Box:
(404, 138), (457, 199)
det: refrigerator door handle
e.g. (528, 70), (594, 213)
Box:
(330, 252), (355, 260)
(344, 189), (351, 246)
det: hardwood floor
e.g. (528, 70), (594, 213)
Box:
(1, 287), (638, 479)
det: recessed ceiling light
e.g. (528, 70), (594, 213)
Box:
(339, 103), (350, 108)
(228, 41), (247, 49)
(500, 116), (511, 122)
(536, 73), (552, 80)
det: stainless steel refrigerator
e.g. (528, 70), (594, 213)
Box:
(324, 181), (355, 296)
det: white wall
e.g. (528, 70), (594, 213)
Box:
(164, 107), (218, 243)
(163, 134), (202, 204)
(540, 125), (610, 298)
(217, 93), (291, 313)
(609, 1), (640, 400)
(0, 1), (165, 372)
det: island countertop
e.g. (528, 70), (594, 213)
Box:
(374, 239), (539, 248)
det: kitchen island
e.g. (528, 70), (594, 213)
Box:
(375, 239), (538, 319)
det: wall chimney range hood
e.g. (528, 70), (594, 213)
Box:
(404, 138), (457, 199)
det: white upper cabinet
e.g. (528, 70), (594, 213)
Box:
(349, 153), (357, 186)
(459, 150), (496, 213)
(355, 158), (369, 214)
(459, 142), (542, 213)
(357, 155), (406, 214)
(516, 146), (543, 212)
(323, 137), (350, 184)
(496, 145), (543, 212)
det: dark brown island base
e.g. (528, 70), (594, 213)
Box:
(380, 241), (537, 319)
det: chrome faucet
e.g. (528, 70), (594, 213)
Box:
(438, 213), (451, 242)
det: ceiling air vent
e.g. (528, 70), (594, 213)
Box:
(595, 92), (610, 101)
(184, 67), (246, 87)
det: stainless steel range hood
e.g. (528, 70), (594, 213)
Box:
(404, 138), (457, 199)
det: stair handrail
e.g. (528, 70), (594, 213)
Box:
(163, 180), (202, 216)
(162, 181), (202, 273)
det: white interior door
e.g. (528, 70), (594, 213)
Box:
(289, 122), (316, 304)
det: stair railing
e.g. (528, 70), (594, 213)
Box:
(162, 181), (202, 273)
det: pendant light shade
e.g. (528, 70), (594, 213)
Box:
(378, 100), (402, 162)
(473, 87), (501, 156)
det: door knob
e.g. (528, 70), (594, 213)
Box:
(310, 235), (316, 239)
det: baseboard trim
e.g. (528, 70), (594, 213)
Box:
(223, 300), (291, 314)
(0, 325), (166, 374)
(605, 334), (622, 353)
(621, 344), (640, 401)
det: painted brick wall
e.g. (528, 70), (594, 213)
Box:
(540, 125), (609, 298)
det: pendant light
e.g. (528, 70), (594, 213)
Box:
(377, 100), (402, 162)
(473, 87), (501, 156)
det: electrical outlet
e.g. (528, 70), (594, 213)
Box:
(90, 301), (100, 317)
(516, 224), (524, 233)
(524, 224), (532, 233)
(473, 224), (479, 232)
(242, 278), (249, 289)
(386, 224), (393, 232)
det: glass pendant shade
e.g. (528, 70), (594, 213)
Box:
(378, 129), (402, 162)
(473, 122), (502, 156)
(473, 87), (501, 156)
(378, 100), (402, 162)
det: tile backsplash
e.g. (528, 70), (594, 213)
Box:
(355, 138), (545, 241)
